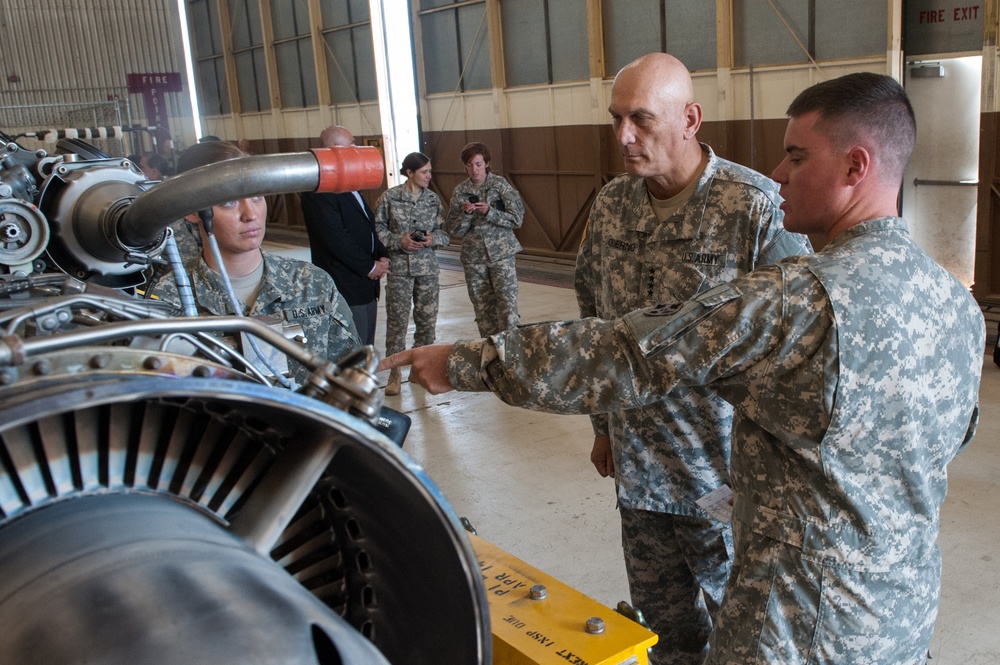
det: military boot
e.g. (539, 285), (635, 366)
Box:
(386, 368), (402, 396)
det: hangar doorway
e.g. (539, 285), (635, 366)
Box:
(901, 54), (982, 288)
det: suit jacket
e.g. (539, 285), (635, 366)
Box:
(300, 190), (388, 307)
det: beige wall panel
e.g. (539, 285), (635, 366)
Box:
(504, 83), (595, 128)
(693, 74), (723, 122)
(728, 59), (887, 120)
(277, 109), (316, 138)
(550, 84), (601, 127)
(504, 89), (556, 127)
(596, 78), (614, 119)
(274, 109), (316, 137)
(731, 68), (803, 120)
(237, 114), (272, 140)
(261, 114), (280, 137)
(198, 103), (382, 147)
(424, 92), (497, 132)
(301, 113), (329, 142)
(201, 118), (238, 142)
(263, 104), (383, 143)
(329, 104), (383, 137)
(504, 79), (612, 127)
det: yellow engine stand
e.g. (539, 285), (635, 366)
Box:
(469, 533), (658, 665)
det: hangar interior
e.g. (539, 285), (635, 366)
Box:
(1, 1), (998, 663)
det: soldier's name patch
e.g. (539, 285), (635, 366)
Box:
(648, 302), (684, 317)
(606, 237), (638, 252)
(685, 251), (722, 266)
(283, 302), (331, 320)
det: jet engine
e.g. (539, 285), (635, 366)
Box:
(0, 132), (491, 664)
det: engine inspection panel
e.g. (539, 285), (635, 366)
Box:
(469, 533), (658, 665)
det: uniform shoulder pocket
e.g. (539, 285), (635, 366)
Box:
(628, 283), (741, 356)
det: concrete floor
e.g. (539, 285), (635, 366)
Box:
(271, 241), (1000, 664)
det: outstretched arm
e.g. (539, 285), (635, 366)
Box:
(382, 269), (792, 416)
(379, 344), (457, 394)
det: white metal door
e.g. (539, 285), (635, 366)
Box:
(901, 55), (982, 287)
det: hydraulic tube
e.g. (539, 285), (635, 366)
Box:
(118, 146), (383, 249)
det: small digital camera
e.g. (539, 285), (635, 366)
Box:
(411, 229), (426, 242)
(466, 194), (479, 204)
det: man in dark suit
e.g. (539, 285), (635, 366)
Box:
(300, 126), (390, 346)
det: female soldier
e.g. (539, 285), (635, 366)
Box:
(444, 142), (525, 337)
(375, 152), (450, 395)
(148, 141), (360, 385)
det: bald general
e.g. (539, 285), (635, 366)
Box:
(613, 52), (696, 104)
(608, 52), (705, 199)
(320, 125), (355, 148)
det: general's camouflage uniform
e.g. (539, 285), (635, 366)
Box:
(447, 217), (984, 664)
(375, 184), (450, 356)
(576, 145), (812, 664)
(445, 172), (524, 336)
(149, 250), (360, 384)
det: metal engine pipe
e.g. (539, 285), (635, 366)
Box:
(118, 146), (384, 248)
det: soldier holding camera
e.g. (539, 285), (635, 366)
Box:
(445, 141), (525, 337)
(374, 152), (450, 395)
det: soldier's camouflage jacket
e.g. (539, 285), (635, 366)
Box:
(447, 217), (984, 663)
(444, 172), (524, 264)
(374, 184), (450, 277)
(149, 250), (360, 384)
(576, 145), (811, 515)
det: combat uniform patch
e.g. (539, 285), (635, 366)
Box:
(684, 251), (722, 266)
(647, 302), (685, 317)
(630, 283), (742, 356)
(606, 237), (638, 253)
(283, 301), (331, 321)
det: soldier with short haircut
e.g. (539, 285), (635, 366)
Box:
(384, 72), (985, 664)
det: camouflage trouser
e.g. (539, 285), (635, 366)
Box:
(621, 508), (733, 665)
(706, 516), (939, 664)
(462, 257), (519, 337)
(384, 272), (440, 356)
